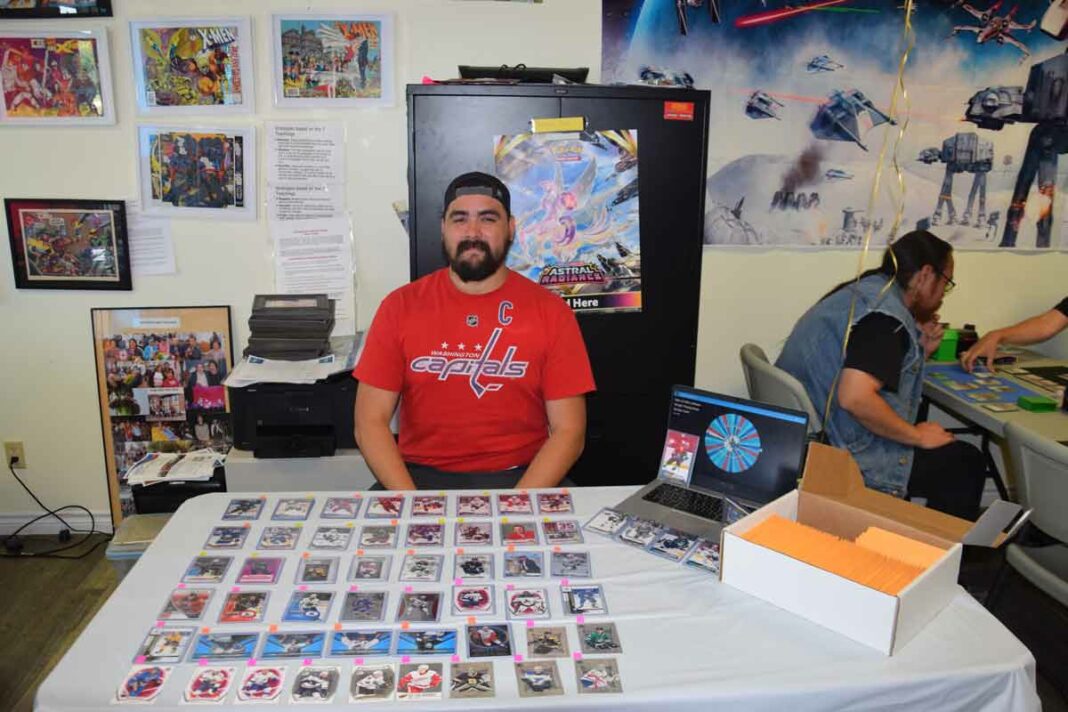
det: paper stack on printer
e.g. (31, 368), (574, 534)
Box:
(124, 448), (224, 487)
(244, 293), (336, 361)
(224, 334), (360, 388)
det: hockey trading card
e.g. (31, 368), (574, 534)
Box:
(658, 430), (700, 483)
(576, 658), (623, 693)
(272, 497), (314, 520)
(405, 523), (444, 547)
(450, 661), (495, 699)
(311, 525), (354, 550)
(350, 664), (395, 702)
(159, 588), (212, 621)
(452, 585), (495, 615)
(349, 554), (391, 582)
(192, 632), (259, 660)
(503, 551), (544, 577)
(526, 625), (569, 658)
(685, 539), (721, 575)
(134, 627), (194, 663)
(537, 491), (574, 514)
(237, 666), (284, 702)
(454, 520), (493, 546)
(562, 585), (607, 615)
(395, 628), (457, 656)
(331, 630), (393, 657)
(219, 591), (268, 623)
(455, 553), (493, 580)
(283, 590), (334, 623)
(236, 556), (283, 584)
(184, 666), (235, 703)
(723, 498), (751, 526)
(182, 555), (232, 584)
(505, 587), (550, 619)
(578, 622), (623, 654)
(396, 592), (442, 622)
(465, 623), (512, 657)
(321, 496), (360, 519)
(366, 494), (404, 518)
(457, 494), (492, 516)
(298, 556), (339, 585)
(359, 524), (397, 549)
(550, 551), (592, 578)
(584, 507), (628, 537)
(398, 554), (443, 582)
(411, 495), (446, 517)
(116, 665), (171, 703)
(498, 492), (533, 514)
(500, 521), (538, 545)
(515, 661), (564, 698)
(261, 631), (325, 659)
(647, 528), (698, 562)
(396, 662), (444, 701)
(617, 516), (660, 547)
(222, 498), (263, 521)
(205, 526), (248, 549)
(291, 666), (339, 703)
(340, 591), (387, 622)
(542, 519), (583, 544)
(257, 525), (300, 550)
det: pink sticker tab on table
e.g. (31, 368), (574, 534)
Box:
(576, 615), (586, 624)
(573, 652), (583, 661)
(247, 658), (258, 666)
(230, 586), (241, 593)
(354, 493), (363, 499)
(198, 658), (208, 666)
(242, 522), (251, 529)
(298, 585), (308, 592)
(357, 549), (365, 556)
(466, 616), (476, 625)
(505, 583), (515, 591)
(401, 655), (411, 663)
(348, 584), (359, 592)
(553, 546), (562, 553)
(525, 620), (535, 629)
(134, 656), (146, 664)
(333, 623), (343, 631)
(561, 579), (570, 587)
(268, 624), (279, 633)
(176, 583), (186, 589)
(401, 622), (411, 630)
(201, 627), (212, 634)
(391, 519), (398, 526)
(454, 578), (463, 586)
(302, 658), (312, 666)
(406, 549), (415, 556)
(455, 547), (465, 555)
(514, 654), (524, 662)
(507, 545), (516, 553)
(355, 657), (365, 666)
(451, 654), (460, 663)
(154, 620), (164, 628)
(301, 552), (310, 559)
(404, 585), (413, 593)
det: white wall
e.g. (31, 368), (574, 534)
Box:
(1, 0), (1065, 527)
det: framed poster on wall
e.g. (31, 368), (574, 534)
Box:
(91, 306), (234, 526)
(0, 1), (112, 19)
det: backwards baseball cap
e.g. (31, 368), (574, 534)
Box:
(443, 171), (511, 216)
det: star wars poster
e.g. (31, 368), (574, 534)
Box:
(603, 0), (1068, 250)
(494, 130), (643, 313)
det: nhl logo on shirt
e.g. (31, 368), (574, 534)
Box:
(466, 315), (479, 327)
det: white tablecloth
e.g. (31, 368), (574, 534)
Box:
(35, 487), (1039, 711)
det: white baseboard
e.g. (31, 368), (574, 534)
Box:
(0, 510), (113, 536)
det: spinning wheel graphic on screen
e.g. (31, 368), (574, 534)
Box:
(704, 413), (762, 473)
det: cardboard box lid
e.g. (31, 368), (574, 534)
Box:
(799, 443), (1025, 547)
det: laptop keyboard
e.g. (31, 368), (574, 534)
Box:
(642, 483), (723, 522)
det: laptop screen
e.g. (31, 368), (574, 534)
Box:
(657, 385), (809, 506)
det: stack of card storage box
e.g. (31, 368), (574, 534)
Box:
(245, 294), (335, 360)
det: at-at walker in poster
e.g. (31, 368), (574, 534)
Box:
(603, 0), (1068, 250)
(494, 130), (643, 313)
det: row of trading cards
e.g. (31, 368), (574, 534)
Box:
(584, 508), (721, 574)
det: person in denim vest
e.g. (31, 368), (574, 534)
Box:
(777, 230), (985, 519)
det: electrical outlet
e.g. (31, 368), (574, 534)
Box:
(4, 441), (26, 469)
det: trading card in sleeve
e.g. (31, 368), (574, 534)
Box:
(282, 590), (334, 623)
(358, 524), (397, 549)
(550, 550), (592, 578)
(411, 495), (447, 517)
(455, 553), (493, 580)
(454, 520), (493, 546)
(311, 525), (354, 550)
(500, 521), (538, 545)
(449, 660), (495, 699)
(526, 625), (569, 658)
(184, 666), (235, 703)
(365, 494), (405, 518)
(616, 516), (661, 548)
(205, 526), (248, 550)
(497, 492), (533, 514)
(452, 585), (495, 616)
(684, 539), (721, 575)
(159, 588), (212, 621)
(405, 523), (444, 547)
(182, 555), (232, 584)
(331, 629), (393, 657)
(502, 551), (544, 578)
(578, 621), (623, 654)
(647, 528), (699, 562)
(536, 491), (574, 514)
(290, 666), (340, 703)
(583, 507), (628, 537)
(191, 632), (259, 660)
(219, 591), (269, 623)
(257, 525), (300, 550)
(576, 658), (624, 694)
(236, 556), (283, 584)
(542, 519), (583, 544)
(561, 584), (607, 616)
(222, 498), (263, 521)
(349, 554), (391, 582)
(321, 496), (360, 519)
(116, 665), (171, 703)
(340, 591), (388, 623)
(396, 591), (442, 623)
(236, 666), (285, 703)
(260, 631), (325, 659)
(395, 628), (457, 656)
(396, 661), (444, 701)
(398, 554), (443, 582)
(457, 494), (492, 516)
(465, 623), (512, 657)
(350, 664), (395, 702)
(297, 556), (339, 585)
(272, 497), (314, 521)
(135, 627), (194, 664)
(723, 498), (751, 525)
(514, 660), (564, 698)
(505, 588), (550, 619)
(659, 430), (699, 483)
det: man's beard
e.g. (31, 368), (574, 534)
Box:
(443, 238), (510, 282)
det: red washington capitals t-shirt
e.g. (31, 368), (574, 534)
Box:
(354, 269), (596, 473)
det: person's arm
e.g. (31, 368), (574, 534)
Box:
(515, 396), (586, 489)
(354, 382), (416, 490)
(837, 368), (954, 449)
(961, 308), (1068, 372)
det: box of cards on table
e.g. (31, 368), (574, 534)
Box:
(720, 443), (1023, 655)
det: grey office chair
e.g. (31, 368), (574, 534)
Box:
(739, 343), (822, 435)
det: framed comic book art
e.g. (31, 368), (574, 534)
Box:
(129, 17), (255, 115)
(0, 28), (115, 124)
(137, 125), (256, 220)
(0, 1), (112, 19)
(271, 14), (393, 108)
(4, 198), (130, 290)
(91, 306), (234, 526)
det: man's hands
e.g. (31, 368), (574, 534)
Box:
(960, 331), (1003, 373)
(913, 421), (954, 449)
(919, 315), (945, 360)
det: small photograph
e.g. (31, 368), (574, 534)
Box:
(321, 496), (360, 519)
(116, 665), (171, 703)
(134, 627), (194, 663)
(311, 525), (354, 550)
(159, 588), (212, 621)
(500, 521), (538, 545)
(466, 623), (512, 657)
(455, 521), (493, 546)
(283, 590), (334, 623)
(297, 556), (339, 585)
(505, 588), (550, 619)
(411, 495), (446, 517)
(542, 519), (583, 544)
(366, 494), (404, 518)
(684, 539), (721, 575)
(584, 507), (628, 537)
(450, 661), (494, 699)
(405, 523), (444, 547)
(257, 525), (300, 550)
(455, 553), (493, 580)
(359, 524), (397, 549)
(550, 551), (592, 578)
(205, 526), (248, 549)
(339, 591), (387, 622)
(141, 387), (186, 422)
(578, 622), (623, 654)
(398, 554), (443, 582)
(396, 662), (444, 701)
(562, 585), (607, 616)
(394, 628), (457, 656)
(222, 497), (263, 520)
(497, 492), (533, 514)
(576, 658), (623, 694)
(331, 630), (393, 657)
(237, 666), (285, 702)
(396, 592), (442, 623)
(349, 554), (391, 582)
(273, 497), (314, 520)
(291, 666), (340, 703)
(261, 631), (325, 659)
(191, 632), (259, 660)
(536, 492), (574, 514)
(658, 429), (700, 483)
(452, 585), (495, 616)
(647, 528), (699, 562)
(219, 591), (268, 623)
(503, 551), (544, 578)
(515, 661), (564, 698)
(183, 666), (235, 703)
(457, 495), (492, 516)
(527, 625), (569, 658)
(350, 664), (395, 702)
(617, 516), (661, 547)
(236, 556), (283, 584)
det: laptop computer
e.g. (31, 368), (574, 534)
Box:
(614, 385), (810, 540)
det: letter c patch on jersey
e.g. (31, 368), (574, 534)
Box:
(498, 300), (514, 326)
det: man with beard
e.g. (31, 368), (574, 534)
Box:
(354, 172), (594, 490)
(777, 230), (985, 519)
